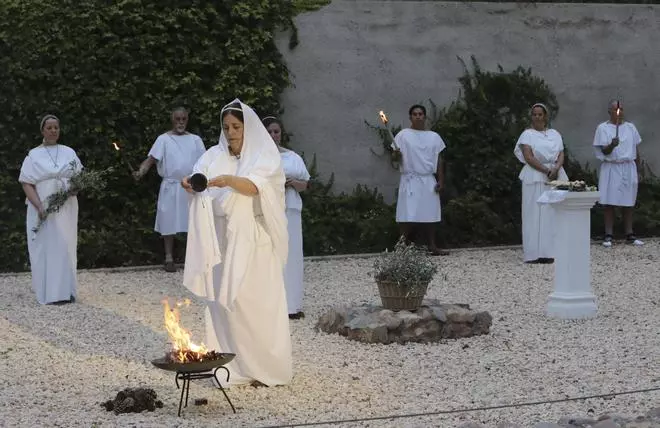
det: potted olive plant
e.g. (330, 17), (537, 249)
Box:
(372, 237), (438, 311)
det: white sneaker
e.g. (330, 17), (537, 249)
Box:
(602, 235), (613, 248)
(626, 235), (644, 246)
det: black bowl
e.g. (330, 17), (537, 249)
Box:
(190, 173), (208, 192)
(151, 353), (236, 373)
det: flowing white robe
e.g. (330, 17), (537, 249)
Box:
(18, 145), (82, 304)
(281, 149), (310, 315)
(592, 122), (641, 207)
(148, 133), (206, 235)
(394, 129), (445, 223)
(183, 101), (291, 387)
(514, 129), (568, 262)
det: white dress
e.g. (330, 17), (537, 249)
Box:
(183, 100), (291, 387)
(280, 149), (310, 315)
(148, 133), (206, 235)
(19, 145), (82, 304)
(592, 122), (641, 207)
(394, 129), (446, 223)
(514, 129), (568, 262)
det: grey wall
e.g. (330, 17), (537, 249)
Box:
(275, 1), (660, 202)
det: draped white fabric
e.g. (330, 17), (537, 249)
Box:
(514, 129), (568, 261)
(148, 133), (206, 234)
(19, 145), (82, 304)
(394, 129), (445, 223)
(183, 99), (292, 386)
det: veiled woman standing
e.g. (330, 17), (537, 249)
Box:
(19, 115), (82, 304)
(514, 103), (568, 264)
(262, 116), (310, 320)
(182, 100), (292, 387)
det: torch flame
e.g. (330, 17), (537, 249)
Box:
(161, 298), (208, 362)
(112, 142), (120, 151)
(379, 110), (388, 125)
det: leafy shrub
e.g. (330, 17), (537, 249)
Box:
(0, 0), (309, 272)
(372, 238), (438, 286)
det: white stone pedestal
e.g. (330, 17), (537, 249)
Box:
(540, 191), (600, 319)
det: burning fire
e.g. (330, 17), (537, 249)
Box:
(379, 110), (388, 125)
(162, 298), (208, 362)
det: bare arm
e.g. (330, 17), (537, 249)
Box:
(21, 183), (44, 214)
(521, 145), (551, 176)
(435, 154), (445, 192)
(208, 175), (258, 196)
(133, 156), (157, 180)
(286, 179), (308, 192)
(601, 137), (619, 156)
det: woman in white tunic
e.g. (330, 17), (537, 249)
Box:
(514, 103), (568, 264)
(262, 116), (310, 320)
(592, 100), (644, 247)
(19, 115), (82, 304)
(182, 100), (292, 387)
(134, 107), (206, 272)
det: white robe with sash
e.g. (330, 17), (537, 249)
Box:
(592, 121), (641, 207)
(514, 129), (568, 262)
(394, 129), (446, 223)
(19, 145), (82, 304)
(281, 149), (310, 315)
(148, 133), (206, 235)
(183, 100), (291, 386)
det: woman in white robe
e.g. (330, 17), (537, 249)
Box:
(18, 115), (82, 304)
(262, 116), (310, 320)
(514, 103), (568, 264)
(182, 100), (292, 387)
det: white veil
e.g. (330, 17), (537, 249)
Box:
(183, 99), (288, 311)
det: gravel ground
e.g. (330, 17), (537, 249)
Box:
(0, 243), (658, 427)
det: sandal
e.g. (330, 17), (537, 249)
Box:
(288, 312), (305, 320)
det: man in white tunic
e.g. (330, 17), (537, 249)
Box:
(593, 100), (644, 247)
(134, 107), (206, 271)
(393, 104), (448, 256)
(182, 99), (292, 387)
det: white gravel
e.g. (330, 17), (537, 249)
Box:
(0, 242), (658, 427)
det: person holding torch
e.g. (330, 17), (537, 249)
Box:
(387, 104), (448, 256)
(593, 100), (644, 247)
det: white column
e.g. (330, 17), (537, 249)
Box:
(546, 191), (600, 319)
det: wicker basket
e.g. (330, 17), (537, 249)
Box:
(377, 280), (429, 311)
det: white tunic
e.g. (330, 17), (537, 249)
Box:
(148, 133), (206, 235)
(280, 149), (310, 314)
(18, 145), (82, 304)
(592, 122), (641, 207)
(183, 100), (291, 386)
(394, 129), (445, 223)
(514, 129), (568, 262)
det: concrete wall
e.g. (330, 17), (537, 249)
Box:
(275, 1), (660, 202)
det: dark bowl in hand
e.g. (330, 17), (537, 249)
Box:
(190, 173), (208, 192)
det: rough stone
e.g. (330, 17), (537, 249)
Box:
(593, 419), (623, 428)
(647, 408), (660, 421)
(315, 302), (492, 344)
(533, 423), (564, 428)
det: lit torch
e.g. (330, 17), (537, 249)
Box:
(112, 142), (136, 173)
(615, 101), (621, 139)
(379, 110), (399, 150)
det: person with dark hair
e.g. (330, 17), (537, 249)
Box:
(593, 100), (644, 247)
(19, 114), (83, 304)
(134, 107), (206, 272)
(181, 99), (292, 387)
(393, 104), (448, 256)
(262, 115), (310, 320)
(514, 103), (568, 264)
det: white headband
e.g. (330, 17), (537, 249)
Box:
(221, 105), (242, 113)
(40, 114), (59, 130)
(531, 103), (549, 114)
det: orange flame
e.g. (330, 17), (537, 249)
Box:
(379, 110), (388, 125)
(161, 298), (208, 362)
(112, 142), (120, 151)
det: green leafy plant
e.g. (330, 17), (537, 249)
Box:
(372, 237), (438, 287)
